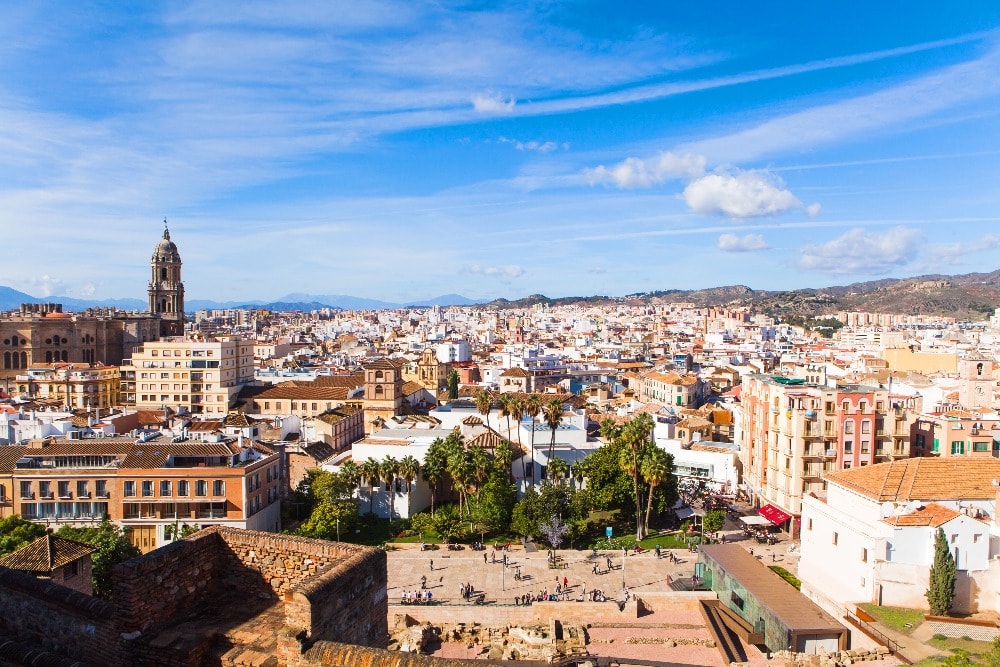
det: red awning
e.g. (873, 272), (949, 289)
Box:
(757, 504), (792, 526)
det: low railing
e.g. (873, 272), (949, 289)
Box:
(844, 608), (902, 658)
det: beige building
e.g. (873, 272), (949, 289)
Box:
(121, 335), (254, 415)
(362, 358), (404, 433)
(402, 347), (449, 392)
(14, 363), (120, 411)
(882, 348), (958, 375)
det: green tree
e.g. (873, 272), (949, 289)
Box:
(0, 515), (47, 558)
(543, 398), (564, 463)
(297, 469), (361, 541)
(475, 389), (493, 433)
(57, 519), (141, 599)
(623, 413), (654, 539)
(359, 458), (382, 516)
(523, 393), (542, 485)
(702, 509), (727, 536)
(472, 468), (517, 537)
(381, 455), (400, 520)
(640, 446), (673, 534)
(926, 527), (957, 615)
(577, 434), (632, 513)
(424, 437), (449, 515)
(447, 369), (460, 399)
(547, 455), (569, 483)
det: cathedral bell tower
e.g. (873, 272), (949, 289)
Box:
(148, 219), (185, 337)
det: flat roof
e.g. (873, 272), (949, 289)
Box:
(700, 544), (845, 635)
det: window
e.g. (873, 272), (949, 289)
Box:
(58, 481), (71, 497)
(861, 548), (868, 562)
(859, 401), (867, 413)
(96, 480), (108, 497)
(842, 401), (849, 412)
(951, 534), (958, 544)
(160, 480), (172, 496)
(861, 420), (871, 434)
(974, 441), (990, 452)
(807, 518), (813, 531)
(195, 480), (208, 496)
(951, 441), (966, 455)
(20, 480), (32, 498)
(844, 421), (854, 434)
(974, 534), (982, 544)
(832, 532), (839, 545)
(212, 480), (224, 496)
(142, 481), (154, 497)
(730, 591), (745, 611)
(845, 441), (853, 453)
(124, 481), (135, 497)
(178, 480), (190, 497)
(64, 560), (79, 578)
(39, 481), (52, 498)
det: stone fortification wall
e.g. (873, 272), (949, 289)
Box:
(0, 566), (117, 665)
(112, 528), (226, 634)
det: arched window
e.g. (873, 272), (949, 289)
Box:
(61, 351), (68, 362)
(21, 352), (28, 367)
(3, 352), (9, 369)
(161, 298), (168, 313)
(161, 267), (167, 280)
(375, 385), (384, 396)
(977, 362), (984, 377)
(375, 370), (383, 380)
(11, 337), (17, 347)
(45, 351), (52, 363)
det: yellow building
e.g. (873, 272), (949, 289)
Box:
(121, 335), (254, 415)
(14, 363), (120, 411)
(882, 348), (958, 374)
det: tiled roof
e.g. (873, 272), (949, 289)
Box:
(467, 429), (509, 453)
(401, 381), (426, 396)
(0, 534), (95, 574)
(825, 458), (1000, 502)
(120, 442), (239, 469)
(883, 502), (961, 527)
(312, 372), (365, 389)
(500, 367), (530, 378)
(186, 420), (226, 432)
(461, 416), (483, 425)
(0, 446), (28, 472)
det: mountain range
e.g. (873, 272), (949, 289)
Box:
(2, 269), (999, 319)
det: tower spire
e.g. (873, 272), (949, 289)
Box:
(163, 217), (170, 240)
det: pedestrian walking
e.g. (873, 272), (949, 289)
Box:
(483, 553), (487, 564)
(429, 559), (434, 571)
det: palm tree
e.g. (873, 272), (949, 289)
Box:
(510, 394), (525, 452)
(498, 393), (513, 443)
(468, 446), (490, 508)
(423, 438), (448, 516)
(359, 458), (381, 516)
(339, 460), (361, 499)
(398, 455), (420, 516)
(543, 398), (564, 467)
(524, 393), (542, 485)
(494, 440), (515, 483)
(382, 456), (400, 520)
(475, 389), (493, 432)
(623, 413), (655, 540)
(446, 436), (472, 519)
(547, 455), (569, 484)
(640, 446), (671, 535)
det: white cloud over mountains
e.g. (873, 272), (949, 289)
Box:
(798, 226), (923, 274)
(461, 263), (525, 278)
(585, 151), (819, 220)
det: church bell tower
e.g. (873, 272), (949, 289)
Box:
(148, 219), (185, 337)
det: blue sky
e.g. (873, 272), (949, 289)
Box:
(2, 2), (1000, 304)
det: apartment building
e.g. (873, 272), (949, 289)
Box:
(910, 410), (1000, 457)
(637, 370), (711, 409)
(740, 374), (921, 530)
(0, 433), (281, 553)
(120, 335), (254, 415)
(13, 363), (120, 410)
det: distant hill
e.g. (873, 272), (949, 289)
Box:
(3, 270), (998, 319)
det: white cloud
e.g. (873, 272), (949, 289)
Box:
(928, 233), (1000, 264)
(472, 92), (516, 114)
(805, 202), (822, 218)
(462, 263), (525, 278)
(19, 274), (67, 298)
(584, 151), (706, 189)
(798, 226), (923, 274)
(498, 137), (566, 153)
(717, 233), (769, 252)
(683, 170), (803, 219)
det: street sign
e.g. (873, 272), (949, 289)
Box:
(606, 526), (613, 538)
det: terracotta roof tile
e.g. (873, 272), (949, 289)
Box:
(826, 458), (1000, 502)
(0, 534), (95, 574)
(883, 503), (961, 527)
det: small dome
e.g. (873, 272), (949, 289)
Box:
(152, 224), (181, 262)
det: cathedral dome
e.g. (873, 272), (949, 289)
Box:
(153, 225), (181, 262)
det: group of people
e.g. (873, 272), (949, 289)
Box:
(401, 589), (432, 604)
(459, 581), (479, 601)
(486, 551), (510, 566)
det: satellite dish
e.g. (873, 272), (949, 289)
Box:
(880, 502), (894, 518)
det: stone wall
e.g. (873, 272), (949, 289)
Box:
(0, 566), (117, 665)
(112, 528), (226, 634)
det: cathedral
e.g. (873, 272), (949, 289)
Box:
(148, 220), (185, 337)
(0, 224), (185, 383)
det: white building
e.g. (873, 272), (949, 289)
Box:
(799, 458), (1000, 616)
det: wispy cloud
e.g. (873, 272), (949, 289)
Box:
(461, 263), (526, 278)
(717, 233), (769, 252)
(584, 152), (706, 189)
(498, 136), (567, 153)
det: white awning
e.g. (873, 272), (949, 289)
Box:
(740, 515), (772, 526)
(675, 507), (695, 520)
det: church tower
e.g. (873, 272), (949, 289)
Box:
(148, 220), (185, 337)
(959, 351), (994, 410)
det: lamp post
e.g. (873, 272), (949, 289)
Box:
(336, 517), (340, 542)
